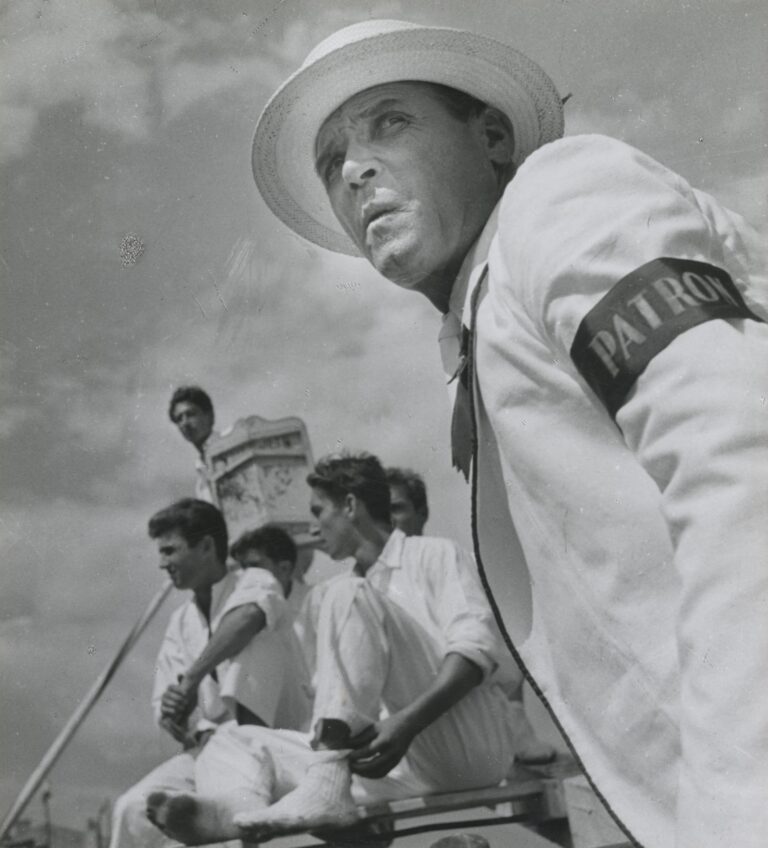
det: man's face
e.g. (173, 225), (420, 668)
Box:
(315, 82), (501, 299)
(236, 547), (290, 588)
(389, 484), (427, 537)
(156, 530), (212, 592)
(172, 401), (213, 449)
(309, 487), (357, 561)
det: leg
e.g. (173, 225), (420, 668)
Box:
(108, 753), (195, 848)
(313, 579), (526, 793)
(238, 577), (529, 839)
(311, 577), (445, 733)
(236, 578), (445, 838)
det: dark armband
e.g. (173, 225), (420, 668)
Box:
(570, 257), (763, 418)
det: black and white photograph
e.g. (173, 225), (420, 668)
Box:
(1, 2), (766, 847)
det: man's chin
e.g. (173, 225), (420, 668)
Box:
(367, 240), (425, 287)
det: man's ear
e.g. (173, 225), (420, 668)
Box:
(343, 492), (358, 517)
(479, 107), (515, 172)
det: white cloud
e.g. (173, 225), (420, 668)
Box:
(1, 0), (159, 160)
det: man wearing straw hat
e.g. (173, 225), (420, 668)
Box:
(246, 19), (768, 848)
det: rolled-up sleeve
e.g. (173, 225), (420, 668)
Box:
(217, 568), (286, 632)
(422, 539), (506, 679)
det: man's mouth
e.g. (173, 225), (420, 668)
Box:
(363, 203), (399, 232)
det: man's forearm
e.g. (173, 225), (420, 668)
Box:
(184, 603), (266, 688)
(398, 652), (483, 735)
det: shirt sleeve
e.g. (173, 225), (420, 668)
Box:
(418, 538), (508, 679)
(498, 135), (768, 847)
(218, 568), (287, 632)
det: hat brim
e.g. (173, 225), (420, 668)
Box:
(252, 26), (564, 256)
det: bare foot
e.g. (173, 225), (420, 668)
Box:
(146, 791), (246, 845)
(235, 757), (359, 840)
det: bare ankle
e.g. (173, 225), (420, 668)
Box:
(311, 718), (352, 750)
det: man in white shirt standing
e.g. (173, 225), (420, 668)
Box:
(248, 20), (768, 848)
(109, 499), (311, 848)
(168, 386), (217, 503)
(145, 453), (534, 845)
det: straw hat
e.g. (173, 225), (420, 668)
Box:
(252, 19), (564, 256)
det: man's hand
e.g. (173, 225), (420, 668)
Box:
(347, 653), (484, 779)
(347, 712), (419, 779)
(160, 676), (198, 724)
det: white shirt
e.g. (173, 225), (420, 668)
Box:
(297, 530), (521, 694)
(448, 134), (768, 848)
(194, 433), (218, 504)
(367, 529), (520, 690)
(152, 566), (311, 732)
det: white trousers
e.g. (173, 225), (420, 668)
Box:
(203, 577), (523, 805)
(108, 722), (264, 848)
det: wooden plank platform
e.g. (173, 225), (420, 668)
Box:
(277, 757), (582, 847)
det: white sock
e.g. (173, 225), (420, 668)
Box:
(234, 752), (359, 839)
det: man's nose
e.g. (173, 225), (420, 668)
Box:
(341, 145), (378, 187)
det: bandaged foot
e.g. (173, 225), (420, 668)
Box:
(234, 752), (360, 840)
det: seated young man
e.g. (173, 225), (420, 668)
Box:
(229, 523), (314, 730)
(229, 523), (311, 621)
(109, 500), (312, 848)
(146, 454), (543, 844)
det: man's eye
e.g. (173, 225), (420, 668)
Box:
(380, 113), (407, 130)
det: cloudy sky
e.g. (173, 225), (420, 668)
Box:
(1, 0), (766, 835)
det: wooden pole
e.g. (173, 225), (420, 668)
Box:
(0, 582), (173, 840)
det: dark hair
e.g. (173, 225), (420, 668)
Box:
(230, 524), (297, 567)
(385, 467), (429, 519)
(424, 82), (488, 122)
(168, 386), (214, 423)
(307, 452), (391, 524)
(148, 498), (228, 562)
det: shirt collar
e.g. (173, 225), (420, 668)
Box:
(196, 430), (218, 462)
(447, 201), (500, 326)
(200, 568), (233, 622)
(370, 528), (407, 574)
